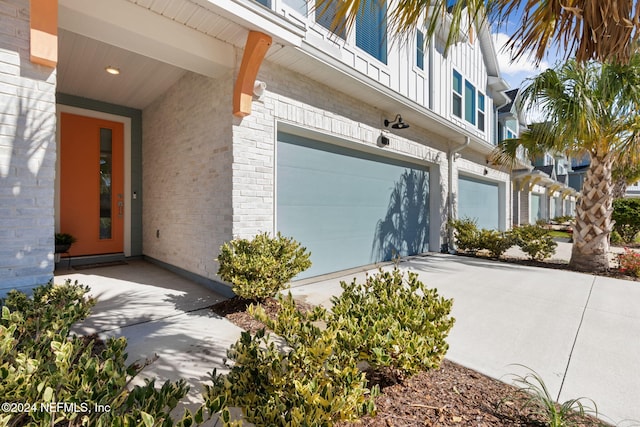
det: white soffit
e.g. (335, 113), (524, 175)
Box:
(57, 30), (186, 109)
(59, 0), (235, 78)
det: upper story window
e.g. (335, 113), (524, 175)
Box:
(499, 122), (517, 141)
(416, 30), (425, 70)
(316, 0), (346, 38)
(464, 80), (476, 125)
(453, 69), (486, 132)
(254, 0), (271, 7)
(477, 92), (485, 132)
(356, 0), (387, 64)
(284, 0), (307, 16)
(452, 70), (463, 118)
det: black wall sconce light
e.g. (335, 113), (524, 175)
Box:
(384, 114), (410, 129)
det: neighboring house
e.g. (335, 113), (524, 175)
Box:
(568, 153), (591, 193)
(627, 182), (640, 198)
(1, 0), (514, 293)
(500, 92), (578, 225)
(570, 153), (640, 199)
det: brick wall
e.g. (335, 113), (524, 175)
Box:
(0, 0), (57, 294)
(231, 60), (451, 247)
(142, 71), (233, 280)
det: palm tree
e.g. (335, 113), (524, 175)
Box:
(317, 0), (640, 64)
(492, 56), (640, 272)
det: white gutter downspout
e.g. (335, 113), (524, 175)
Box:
(447, 136), (470, 252)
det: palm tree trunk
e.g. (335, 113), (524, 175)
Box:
(569, 154), (614, 272)
(612, 175), (628, 199)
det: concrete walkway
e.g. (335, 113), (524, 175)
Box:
(56, 260), (243, 411)
(55, 252), (640, 425)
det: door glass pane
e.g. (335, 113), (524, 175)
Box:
(99, 128), (112, 239)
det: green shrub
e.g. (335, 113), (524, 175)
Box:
(551, 215), (574, 224)
(511, 224), (558, 261)
(476, 229), (517, 259)
(204, 268), (454, 426)
(55, 233), (77, 246)
(448, 218), (481, 253)
(204, 294), (375, 427)
(330, 268), (455, 380)
(611, 230), (624, 245)
(217, 232), (312, 300)
(0, 281), (192, 427)
(612, 198), (640, 243)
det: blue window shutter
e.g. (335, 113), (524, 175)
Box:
(416, 30), (424, 70)
(464, 80), (476, 124)
(356, 0), (387, 64)
(316, 0), (346, 39)
(452, 70), (462, 118)
(477, 92), (485, 131)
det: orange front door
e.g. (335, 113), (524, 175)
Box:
(60, 113), (124, 256)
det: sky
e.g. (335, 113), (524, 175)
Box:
(491, 32), (550, 90)
(489, 9), (562, 91)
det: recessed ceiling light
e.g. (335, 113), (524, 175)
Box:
(105, 66), (120, 75)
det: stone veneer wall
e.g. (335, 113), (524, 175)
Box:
(0, 0), (57, 294)
(142, 71), (233, 281)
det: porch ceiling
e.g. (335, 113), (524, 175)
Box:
(57, 0), (243, 110)
(57, 30), (187, 109)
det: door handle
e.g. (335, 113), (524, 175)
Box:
(118, 201), (124, 216)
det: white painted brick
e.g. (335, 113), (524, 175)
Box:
(0, 0), (56, 293)
(142, 71), (234, 282)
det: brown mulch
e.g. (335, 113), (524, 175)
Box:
(210, 296), (608, 427)
(210, 296), (315, 334)
(81, 333), (107, 356)
(337, 360), (605, 426)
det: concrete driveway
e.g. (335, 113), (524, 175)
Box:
(290, 253), (640, 426)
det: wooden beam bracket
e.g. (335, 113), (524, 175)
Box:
(30, 0), (58, 68)
(233, 31), (272, 117)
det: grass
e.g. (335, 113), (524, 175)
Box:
(549, 230), (572, 239)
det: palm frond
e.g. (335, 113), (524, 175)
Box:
(495, 0), (640, 65)
(491, 122), (568, 168)
(315, 0), (640, 65)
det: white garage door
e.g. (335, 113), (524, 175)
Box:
(458, 175), (499, 230)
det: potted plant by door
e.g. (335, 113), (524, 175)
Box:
(55, 233), (77, 261)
